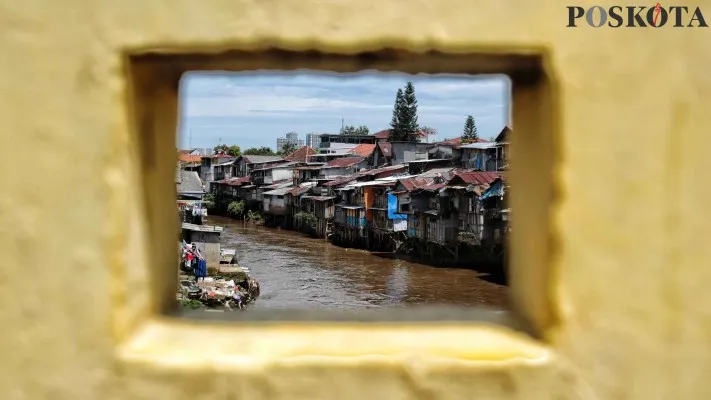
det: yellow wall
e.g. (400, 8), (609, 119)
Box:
(2, 1), (711, 399)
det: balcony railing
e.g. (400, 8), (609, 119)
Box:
(373, 195), (388, 208)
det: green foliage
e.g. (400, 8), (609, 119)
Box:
(213, 144), (229, 154)
(389, 89), (405, 141)
(294, 211), (317, 226)
(227, 200), (245, 217)
(461, 115), (479, 144)
(243, 146), (277, 156)
(401, 81), (419, 141)
(389, 82), (419, 142)
(213, 144), (241, 156)
(340, 125), (369, 135)
(279, 142), (298, 156)
(180, 299), (204, 310)
(246, 210), (263, 223)
(202, 193), (216, 211)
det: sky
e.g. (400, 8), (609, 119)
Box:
(177, 71), (511, 151)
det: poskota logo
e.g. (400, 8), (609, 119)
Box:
(567, 3), (708, 27)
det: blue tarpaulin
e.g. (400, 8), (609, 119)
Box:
(387, 193), (407, 220)
(480, 180), (504, 201)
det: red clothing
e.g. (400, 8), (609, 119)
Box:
(186, 253), (194, 261)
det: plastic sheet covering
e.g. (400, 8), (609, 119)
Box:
(387, 193), (407, 220)
(480, 180), (505, 201)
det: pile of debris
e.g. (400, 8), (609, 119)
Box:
(177, 275), (260, 311)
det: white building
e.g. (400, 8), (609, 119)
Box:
(305, 133), (323, 148)
(276, 131), (305, 151)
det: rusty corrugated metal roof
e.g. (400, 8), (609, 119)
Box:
(284, 146), (318, 163)
(450, 171), (504, 186)
(325, 157), (365, 168)
(398, 177), (435, 192)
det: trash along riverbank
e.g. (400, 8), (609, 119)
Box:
(177, 267), (260, 311)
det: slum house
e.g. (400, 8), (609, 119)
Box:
(212, 176), (250, 198)
(261, 185), (293, 225)
(428, 142), (462, 162)
(298, 192), (337, 238)
(283, 145), (319, 163)
(372, 141), (392, 167)
(232, 155), (284, 177)
(326, 165), (410, 245)
(350, 179), (401, 250)
(392, 177), (436, 242)
(494, 126), (511, 171)
(446, 171), (503, 243)
(319, 157), (368, 178)
(417, 180), (460, 253)
(331, 184), (367, 248)
(178, 151), (203, 172)
(176, 168), (205, 201)
(347, 143), (377, 168)
(253, 179), (292, 212)
(199, 154), (237, 191)
(392, 175), (461, 258)
(181, 223), (223, 267)
(390, 141), (433, 165)
(283, 182), (317, 230)
(294, 163), (326, 185)
(459, 142), (500, 171)
(479, 177), (509, 249)
(406, 158), (455, 175)
(250, 162), (297, 186)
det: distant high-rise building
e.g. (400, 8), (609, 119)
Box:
(276, 132), (304, 152)
(305, 133), (323, 149)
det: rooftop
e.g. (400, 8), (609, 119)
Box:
(348, 143), (377, 157)
(449, 171), (504, 186)
(325, 157), (366, 168)
(176, 170), (204, 194)
(239, 155), (284, 164)
(284, 146), (318, 163)
(377, 142), (392, 157)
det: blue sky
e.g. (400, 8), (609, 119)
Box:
(177, 71), (511, 150)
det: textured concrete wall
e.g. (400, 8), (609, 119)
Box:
(2, 0), (711, 399)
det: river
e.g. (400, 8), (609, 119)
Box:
(209, 216), (508, 310)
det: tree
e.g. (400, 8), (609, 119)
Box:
(213, 144), (229, 154)
(389, 88), (405, 141)
(279, 142), (298, 156)
(227, 145), (241, 157)
(389, 82), (419, 142)
(243, 146), (276, 156)
(461, 115), (479, 144)
(340, 125), (369, 135)
(401, 81), (419, 142)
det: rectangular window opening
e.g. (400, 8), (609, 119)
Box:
(127, 49), (556, 336)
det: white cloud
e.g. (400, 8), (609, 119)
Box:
(183, 94), (394, 118)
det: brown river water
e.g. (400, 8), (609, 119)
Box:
(208, 216), (509, 311)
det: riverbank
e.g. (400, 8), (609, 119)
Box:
(209, 206), (506, 278)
